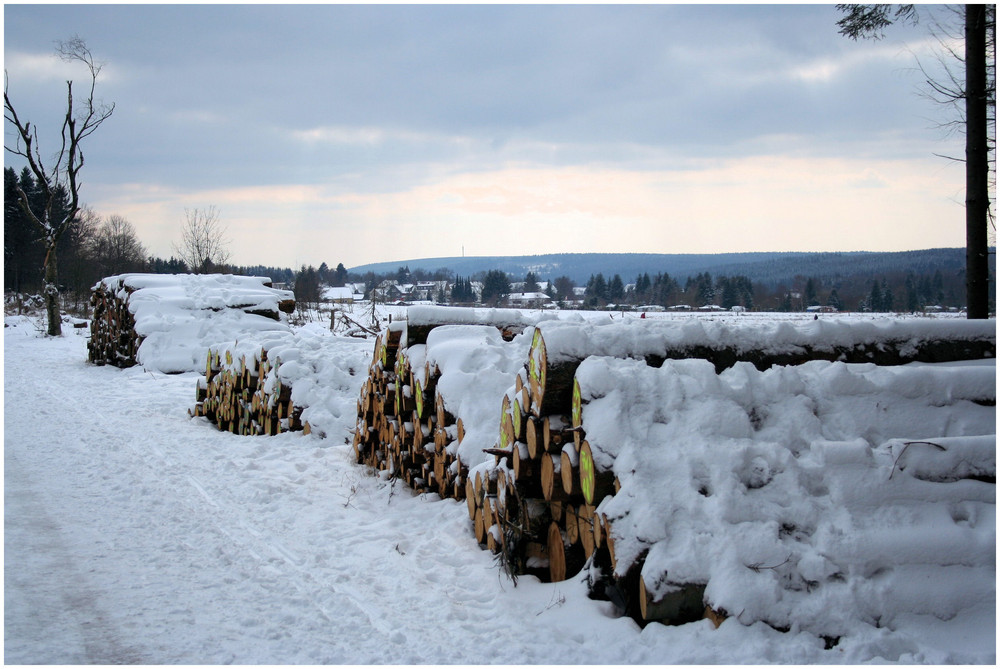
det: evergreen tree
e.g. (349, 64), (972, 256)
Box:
(4, 167), (43, 294)
(524, 271), (539, 293)
(694, 272), (715, 306)
(827, 288), (843, 311)
(553, 276), (575, 301)
(719, 276), (740, 309)
(334, 263), (348, 287)
(481, 269), (510, 306)
(805, 277), (819, 306)
(881, 279), (894, 312)
(608, 274), (624, 302)
(905, 274), (919, 312)
(294, 265), (322, 307)
(868, 281), (884, 312)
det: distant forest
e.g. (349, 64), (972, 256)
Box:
(291, 254), (981, 313)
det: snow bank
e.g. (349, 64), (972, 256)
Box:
(576, 355), (995, 638)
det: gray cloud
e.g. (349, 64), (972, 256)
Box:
(5, 4), (960, 211)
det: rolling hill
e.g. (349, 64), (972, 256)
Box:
(349, 248), (972, 287)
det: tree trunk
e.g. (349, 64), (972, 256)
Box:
(965, 4), (991, 319)
(44, 244), (62, 336)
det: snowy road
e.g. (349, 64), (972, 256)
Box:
(3, 318), (991, 664)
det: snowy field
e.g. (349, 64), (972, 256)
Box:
(4, 308), (996, 664)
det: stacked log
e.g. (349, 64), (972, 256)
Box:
(351, 313), (996, 597)
(528, 317), (997, 418)
(522, 317), (998, 582)
(88, 273), (295, 372)
(574, 355), (996, 632)
(89, 280), (140, 367)
(190, 344), (303, 436)
(353, 316), (534, 510)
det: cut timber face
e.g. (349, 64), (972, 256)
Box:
(638, 575), (707, 625)
(579, 440), (615, 507)
(527, 329), (578, 418)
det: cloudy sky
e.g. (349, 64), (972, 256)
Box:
(4, 3), (967, 270)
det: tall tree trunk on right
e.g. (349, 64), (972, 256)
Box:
(965, 3), (990, 319)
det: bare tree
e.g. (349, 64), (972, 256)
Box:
(173, 205), (231, 273)
(88, 214), (148, 278)
(4, 37), (115, 335)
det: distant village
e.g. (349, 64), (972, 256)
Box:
(301, 277), (830, 314)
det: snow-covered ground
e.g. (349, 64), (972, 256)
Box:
(4, 310), (995, 664)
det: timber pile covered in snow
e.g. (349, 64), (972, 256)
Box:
(353, 307), (546, 496)
(573, 355), (995, 637)
(352, 313), (995, 639)
(191, 324), (372, 438)
(88, 273), (295, 373)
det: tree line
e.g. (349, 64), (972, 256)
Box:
(289, 261), (971, 313)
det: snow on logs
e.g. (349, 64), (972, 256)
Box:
(88, 273), (295, 372)
(528, 316), (997, 418)
(191, 326), (371, 438)
(353, 312), (995, 638)
(573, 355), (996, 635)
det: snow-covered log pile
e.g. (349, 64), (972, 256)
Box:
(353, 307), (542, 498)
(353, 313), (995, 637)
(88, 273), (295, 373)
(573, 356), (995, 640)
(191, 324), (371, 438)
(527, 317), (997, 416)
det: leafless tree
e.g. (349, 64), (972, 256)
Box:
(4, 37), (115, 335)
(88, 214), (148, 278)
(173, 205), (231, 273)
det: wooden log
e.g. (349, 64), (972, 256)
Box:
(532, 320), (997, 420)
(547, 521), (586, 583)
(465, 477), (479, 520)
(403, 305), (534, 348)
(561, 444), (581, 497)
(435, 392), (455, 428)
(528, 328), (579, 417)
(564, 504), (580, 545)
(540, 453), (566, 502)
(524, 415), (542, 459)
(543, 415), (574, 454)
(638, 575), (707, 625)
(578, 504), (596, 559)
(579, 440), (616, 507)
